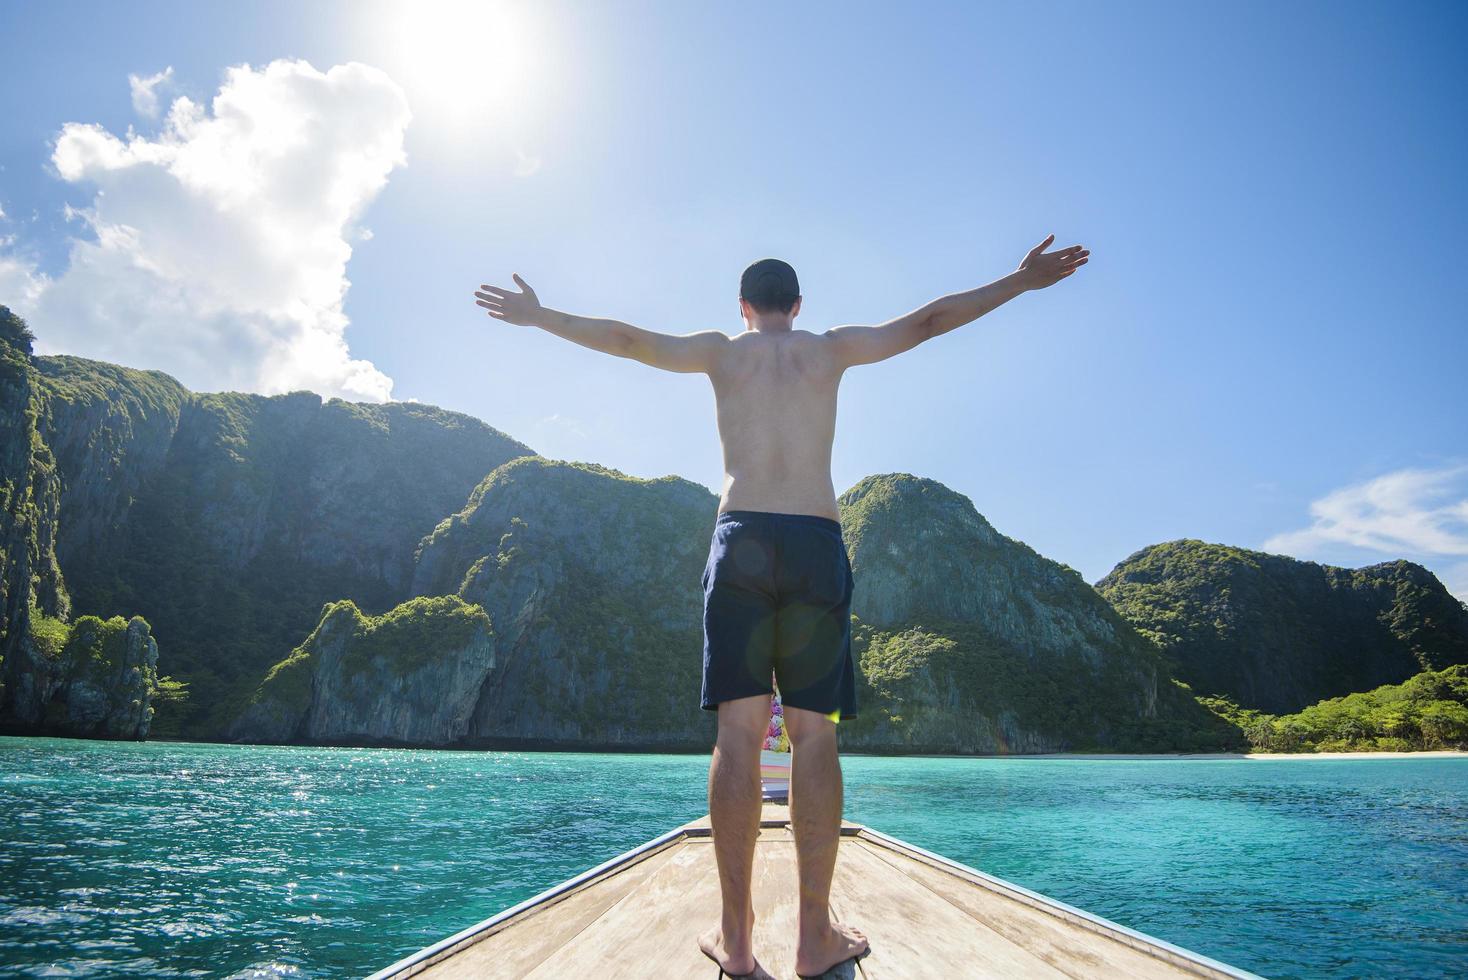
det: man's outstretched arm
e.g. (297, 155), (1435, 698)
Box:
(823, 234), (1089, 369)
(474, 274), (727, 374)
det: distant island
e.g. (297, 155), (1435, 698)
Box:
(3, 304), (1466, 754)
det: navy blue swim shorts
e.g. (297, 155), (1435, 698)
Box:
(700, 509), (858, 722)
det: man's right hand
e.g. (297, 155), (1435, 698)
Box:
(1015, 235), (1089, 290)
(475, 273), (544, 325)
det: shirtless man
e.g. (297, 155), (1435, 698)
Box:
(473, 234), (1088, 978)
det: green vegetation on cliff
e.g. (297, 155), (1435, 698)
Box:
(26, 604), (69, 661)
(0, 307), (69, 640)
(337, 595), (490, 678)
(31, 353), (191, 615)
(234, 595), (493, 745)
(249, 595), (493, 703)
(843, 616), (1242, 753)
(833, 474), (1241, 753)
(1097, 539), (1468, 714)
(53, 614), (146, 681)
(412, 455), (718, 746)
(8, 315), (1467, 753)
(1201, 665), (1468, 752)
(31, 356), (534, 736)
(21, 608), (162, 738)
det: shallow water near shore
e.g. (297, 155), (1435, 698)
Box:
(1, 737), (1463, 979)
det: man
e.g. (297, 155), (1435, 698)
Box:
(473, 234), (1089, 978)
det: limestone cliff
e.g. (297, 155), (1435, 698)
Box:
(402, 462), (1228, 752)
(8, 313), (1454, 752)
(32, 355), (189, 602)
(835, 474), (1234, 752)
(8, 609), (160, 739)
(1097, 540), (1468, 714)
(0, 310), (65, 725)
(0, 306), (68, 656)
(230, 596), (492, 746)
(30, 354), (535, 735)
(411, 456), (720, 747)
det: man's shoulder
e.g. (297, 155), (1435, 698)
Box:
(727, 328), (835, 346)
(719, 329), (843, 380)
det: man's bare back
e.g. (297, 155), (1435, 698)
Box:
(710, 328), (844, 521)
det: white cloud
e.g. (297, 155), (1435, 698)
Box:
(1264, 463), (1468, 600)
(128, 66), (174, 118)
(513, 145), (542, 177)
(535, 412), (590, 439)
(0, 253), (49, 313)
(1444, 563), (1468, 605)
(1, 59), (409, 402)
(527, 411), (616, 461)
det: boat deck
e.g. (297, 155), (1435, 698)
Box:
(369, 803), (1258, 979)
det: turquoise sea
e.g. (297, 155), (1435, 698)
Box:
(0, 738), (1463, 979)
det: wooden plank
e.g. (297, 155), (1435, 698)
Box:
(520, 838), (723, 977)
(681, 802), (862, 835)
(822, 842), (871, 980)
(852, 838), (1211, 980)
(826, 836), (1073, 979)
(672, 821), (861, 977)
(520, 824), (831, 978)
(748, 839), (801, 975)
(684, 825), (796, 844)
(413, 841), (679, 979)
(852, 830), (1256, 980)
(386, 808), (1255, 980)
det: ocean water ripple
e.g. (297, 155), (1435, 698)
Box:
(0, 738), (1463, 979)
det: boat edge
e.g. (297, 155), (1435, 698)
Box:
(365, 813), (1266, 980)
(855, 824), (1266, 980)
(362, 823), (687, 980)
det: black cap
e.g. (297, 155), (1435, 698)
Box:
(739, 258), (800, 314)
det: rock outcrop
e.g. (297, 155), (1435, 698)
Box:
(1097, 540), (1468, 713)
(0, 314), (60, 718)
(52, 615), (160, 738)
(6, 611), (159, 739)
(32, 355), (189, 594)
(8, 312), (1458, 752)
(30, 354), (535, 735)
(411, 456), (720, 747)
(392, 463), (1229, 752)
(0, 306), (68, 680)
(835, 474), (1233, 752)
(231, 596), (493, 745)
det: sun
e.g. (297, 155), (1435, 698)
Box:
(375, 0), (541, 133)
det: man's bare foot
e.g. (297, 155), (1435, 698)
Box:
(699, 923), (772, 978)
(794, 920), (869, 977)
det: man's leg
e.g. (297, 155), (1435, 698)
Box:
(784, 705), (868, 977)
(699, 693), (772, 976)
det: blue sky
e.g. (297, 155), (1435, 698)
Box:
(1, 0), (1465, 596)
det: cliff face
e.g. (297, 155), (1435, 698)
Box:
(30, 355), (536, 735)
(6, 605), (159, 741)
(7, 317), (1457, 751)
(411, 456), (720, 747)
(834, 474), (1233, 752)
(0, 308), (70, 728)
(230, 596), (492, 746)
(41, 615), (160, 739)
(31, 355), (189, 605)
(233, 464), (1236, 753)
(1096, 540), (1468, 714)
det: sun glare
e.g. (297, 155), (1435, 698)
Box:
(377, 0), (539, 132)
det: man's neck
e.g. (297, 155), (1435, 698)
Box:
(744, 319), (794, 334)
